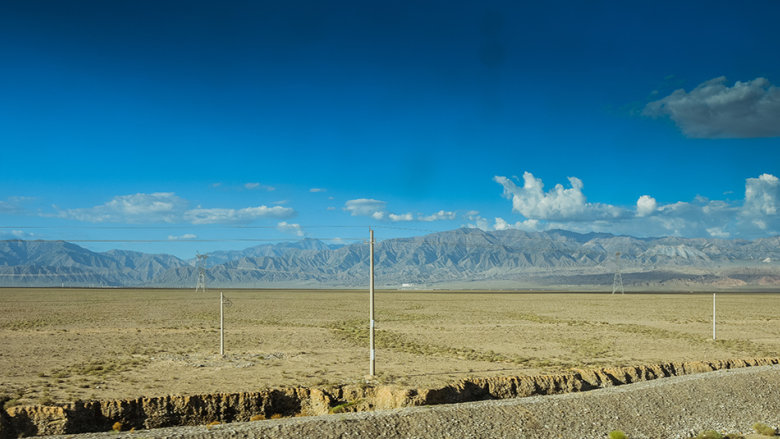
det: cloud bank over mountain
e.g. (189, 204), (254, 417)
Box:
(488, 172), (779, 240)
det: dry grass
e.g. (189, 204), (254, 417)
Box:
(753, 422), (778, 436)
(0, 288), (778, 406)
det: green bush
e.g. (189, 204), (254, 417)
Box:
(694, 430), (722, 439)
(608, 430), (628, 439)
(328, 399), (363, 414)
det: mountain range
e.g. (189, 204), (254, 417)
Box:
(1, 228), (778, 290)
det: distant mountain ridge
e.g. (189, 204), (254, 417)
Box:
(1, 228), (778, 289)
(0, 240), (188, 286)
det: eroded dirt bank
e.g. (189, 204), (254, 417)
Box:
(2, 357), (778, 438)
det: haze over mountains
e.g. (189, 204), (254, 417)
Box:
(1, 228), (778, 290)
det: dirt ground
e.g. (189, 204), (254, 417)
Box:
(1, 288), (778, 407)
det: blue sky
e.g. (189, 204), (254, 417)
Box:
(1, 1), (779, 258)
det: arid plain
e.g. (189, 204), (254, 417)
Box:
(1, 288), (778, 407)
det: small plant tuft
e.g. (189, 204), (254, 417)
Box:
(694, 430), (723, 439)
(3, 399), (20, 410)
(111, 421), (123, 432)
(206, 421), (220, 430)
(753, 423), (777, 436)
(249, 414), (265, 422)
(270, 413), (283, 419)
(329, 399), (364, 414)
(608, 430), (628, 439)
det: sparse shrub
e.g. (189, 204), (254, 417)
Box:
(2, 399), (20, 410)
(694, 430), (723, 439)
(608, 430), (628, 439)
(753, 423), (777, 436)
(328, 399), (363, 414)
(249, 414), (265, 421)
(329, 403), (349, 414)
(112, 421), (123, 432)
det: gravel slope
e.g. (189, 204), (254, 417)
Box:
(45, 364), (779, 439)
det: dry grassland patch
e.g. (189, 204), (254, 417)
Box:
(0, 288), (778, 407)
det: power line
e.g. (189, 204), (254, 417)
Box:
(0, 237), (365, 243)
(0, 225), (372, 230)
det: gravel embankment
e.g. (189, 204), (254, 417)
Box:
(45, 364), (780, 439)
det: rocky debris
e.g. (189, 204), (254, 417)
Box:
(2, 357), (778, 437)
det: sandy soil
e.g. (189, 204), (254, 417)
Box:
(1, 288), (778, 407)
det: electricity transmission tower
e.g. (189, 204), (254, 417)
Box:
(195, 253), (208, 293)
(612, 251), (624, 294)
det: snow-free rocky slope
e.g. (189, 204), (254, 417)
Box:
(1, 229), (778, 288)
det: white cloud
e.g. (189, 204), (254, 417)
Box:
(57, 192), (296, 225)
(344, 199), (387, 217)
(494, 173), (624, 221)
(168, 234), (197, 240)
(464, 210), (490, 230)
(245, 182), (275, 191)
(495, 217), (542, 232)
(494, 172), (779, 239)
(60, 192), (188, 223)
(184, 205), (294, 224)
(636, 195), (658, 217)
(741, 173), (779, 230)
(0, 196), (35, 214)
(644, 76), (780, 138)
(344, 199), (453, 223)
(0, 201), (17, 214)
(389, 213), (413, 222)
(466, 216), (491, 231)
(0, 229), (35, 239)
(744, 173), (779, 216)
(277, 221), (304, 237)
(419, 210), (456, 222)
(706, 227), (730, 238)
(467, 216), (541, 232)
(493, 217), (512, 231)
(310, 188), (327, 193)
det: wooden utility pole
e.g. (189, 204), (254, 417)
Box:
(369, 228), (375, 377)
(712, 293), (716, 341)
(220, 291), (225, 356)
